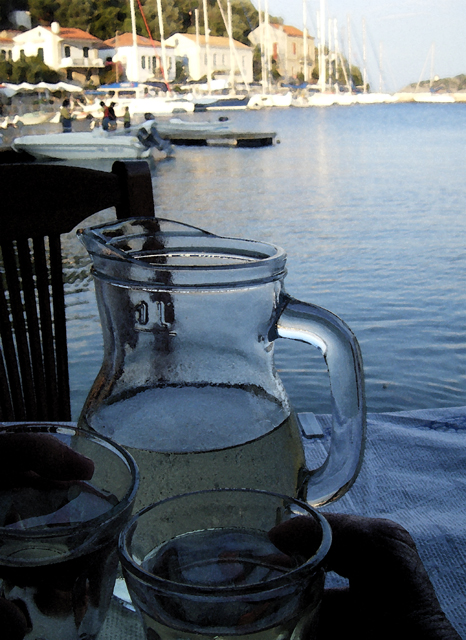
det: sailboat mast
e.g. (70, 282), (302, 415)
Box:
(202, 0), (212, 93)
(318, 0), (326, 92)
(195, 8), (201, 79)
(257, 0), (266, 93)
(347, 14), (352, 89)
(302, 0), (307, 83)
(156, 0), (168, 85)
(327, 17), (332, 89)
(227, 0), (235, 91)
(129, 0), (138, 82)
(362, 17), (367, 93)
(264, 0), (271, 93)
(430, 42), (435, 88)
(379, 42), (383, 93)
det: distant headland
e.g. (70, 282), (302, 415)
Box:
(400, 73), (466, 95)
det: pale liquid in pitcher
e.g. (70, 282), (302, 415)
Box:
(81, 386), (307, 511)
(133, 528), (319, 640)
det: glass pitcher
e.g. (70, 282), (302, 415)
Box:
(78, 218), (365, 510)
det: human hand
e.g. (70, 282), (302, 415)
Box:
(0, 432), (95, 640)
(269, 512), (461, 640)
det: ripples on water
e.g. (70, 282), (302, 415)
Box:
(62, 103), (466, 418)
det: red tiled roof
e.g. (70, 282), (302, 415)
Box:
(104, 32), (160, 48)
(176, 33), (251, 49)
(46, 26), (103, 43)
(271, 23), (303, 37)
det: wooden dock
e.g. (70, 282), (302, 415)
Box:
(157, 127), (276, 148)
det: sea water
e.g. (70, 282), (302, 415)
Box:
(64, 104), (466, 418)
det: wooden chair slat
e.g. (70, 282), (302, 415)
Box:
(1, 242), (36, 417)
(49, 234), (70, 421)
(16, 237), (48, 419)
(33, 237), (59, 419)
(0, 160), (155, 421)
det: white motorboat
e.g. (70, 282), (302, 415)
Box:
(150, 117), (276, 147)
(11, 122), (173, 160)
(247, 92), (292, 109)
(155, 117), (231, 137)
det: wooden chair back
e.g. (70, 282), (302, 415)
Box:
(0, 160), (155, 422)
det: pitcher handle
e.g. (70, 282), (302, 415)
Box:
(274, 294), (366, 507)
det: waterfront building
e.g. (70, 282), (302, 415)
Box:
(165, 33), (253, 85)
(104, 33), (176, 84)
(0, 30), (16, 62)
(248, 23), (315, 83)
(12, 22), (106, 83)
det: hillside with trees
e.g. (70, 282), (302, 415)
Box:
(1, 0), (275, 44)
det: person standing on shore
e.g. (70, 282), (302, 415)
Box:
(101, 101), (109, 130)
(59, 98), (72, 133)
(123, 106), (131, 129)
(108, 102), (117, 131)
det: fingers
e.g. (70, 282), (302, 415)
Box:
(0, 598), (28, 640)
(322, 512), (440, 612)
(0, 434), (94, 481)
(268, 514), (323, 558)
(269, 513), (462, 640)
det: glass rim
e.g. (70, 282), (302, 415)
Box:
(79, 217), (288, 287)
(0, 422), (139, 539)
(119, 488), (332, 596)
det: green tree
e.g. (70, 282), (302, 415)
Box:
(28, 0), (60, 25)
(9, 54), (60, 82)
(0, 58), (13, 81)
(349, 64), (363, 89)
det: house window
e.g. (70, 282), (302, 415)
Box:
(222, 54), (225, 65)
(38, 48), (44, 61)
(141, 56), (146, 69)
(64, 45), (71, 58)
(0, 50), (5, 60)
(213, 53), (217, 66)
(83, 47), (89, 58)
(152, 56), (157, 71)
(292, 42), (296, 55)
(20, 49), (25, 60)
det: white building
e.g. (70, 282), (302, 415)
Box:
(249, 23), (315, 83)
(12, 22), (106, 82)
(165, 33), (253, 84)
(104, 32), (176, 84)
(0, 31), (16, 62)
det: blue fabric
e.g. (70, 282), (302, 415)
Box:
(311, 407), (466, 637)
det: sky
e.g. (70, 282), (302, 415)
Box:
(250, 0), (466, 91)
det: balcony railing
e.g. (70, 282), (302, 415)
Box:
(60, 57), (104, 69)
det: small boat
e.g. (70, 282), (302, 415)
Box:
(11, 122), (173, 161)
(156, 117), (231, 137)
(247, 92), (292, 109)
(152, 117), (276, 147)
(192, 95), (250, 111)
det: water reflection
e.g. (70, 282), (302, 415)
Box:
(61, 105), (466, 419)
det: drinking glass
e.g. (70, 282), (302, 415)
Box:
(0, 423), (139, 640)
(119, 488), (332, 640)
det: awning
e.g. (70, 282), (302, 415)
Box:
(1, 81), (83, 95)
